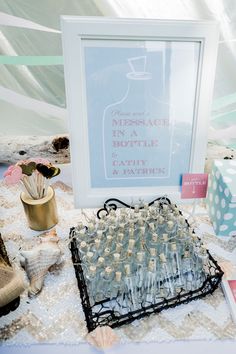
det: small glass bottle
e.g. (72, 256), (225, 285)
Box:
(161, 233), (169, 256)
(113, 253), (122, 271)
(77, 221), (84, 231)
(83, 251), (96, 267)
(156, 215), (165, 235)
(87, 222), (96, 237)
(108, 225), (116, 235)
(136, 252), (146, 303)
(124, 264), (137, 310)
(111, 271), (126, 313)
(85, 265), (97, 306)
(148, 248), (157, 270)
(169, 242), (184, 287)
(128, 227), (135, 239)
(97, 219), (107, 232)
(165, 221), (176, 240)
(182, 251), (194, 291)
(79, 241), (88, 257)
(149, 232), (159, 249)
(195, 245), (209, 286)
(159, 253), (174, 298)
(144, 260), (157, 304)
(91, 238), (102, 256)
(105, 234), (114, 249)
(103, 247), (112, 265)
(115, 242), (123, 254)
(96, 266), (114, 300)
(96, 229), (104, 240)
(128, 238), (135, 251)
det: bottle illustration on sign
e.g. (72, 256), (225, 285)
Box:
(102, 55), (174, 180)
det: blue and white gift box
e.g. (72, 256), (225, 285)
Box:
(206, 159), (236, 237)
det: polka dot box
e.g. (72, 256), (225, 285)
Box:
(206, 159), (236, 237)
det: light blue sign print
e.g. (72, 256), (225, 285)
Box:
(103, 55), (173, 181)
(84, 44), (193, 189)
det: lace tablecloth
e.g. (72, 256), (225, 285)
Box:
(1, 180), (236, 345)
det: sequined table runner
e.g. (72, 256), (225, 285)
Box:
(1, 180), (236, 345)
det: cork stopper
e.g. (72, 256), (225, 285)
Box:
(127, 249), (133, 257)
(113, 253), (120, 262)
(148, 260), (155, 271)
(110, 209), (116, 217)
(149, 223), (155, 231)
(138, 219), (144, 226)
(80, 241), (87, 249)
(128, 239), (135, 249)
(98, 256), (105, 265)
(200, 245), (208, 255)
(139, 226), (145, 235)
(159, 216), (164, 224)
(129, 220), (135, 228)
(152, 233), (158, 242)
(179, 216), (186, 225)
(163, 233), (168, 242)
(78, 228), (86, 235)
(137, 252), (144, 262)
(107, 235), (113, 243)
(118, 233), (124, 241)
(87, 223), (94, 232)
(119, 222), (125, 230)
(167, 221), (174, 229)
(150, 248), (156, 257)
(89, 265), (96, 274)
(87, 251), (94, 259)
(116, 243), (122, 252)
(77, 221), (84, 229)
(129, 228), (134, 236)
(109, 216), (116, 224)
(184, 251), (190, 258)
(115, 271), (122, 282)
(98, 219), (105, 226)
(95, 239), (100, 248)
(105, 266), (112, 274)
(124, 264), (131, 275)
(144, 202), (149, 209)
(160, 253), (166, 262)
(134, 204), (139, 212)
(96, 230), (103, 238)
(171, 243), (177, 251)
(108, 226), (115, 234)
(104, 247), (110, 256)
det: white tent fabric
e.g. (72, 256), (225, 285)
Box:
(0, 0), (235, 149)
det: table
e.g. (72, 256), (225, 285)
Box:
(1, 166), (236, 353)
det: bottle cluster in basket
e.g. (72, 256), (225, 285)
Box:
(71, 198), (211, 312)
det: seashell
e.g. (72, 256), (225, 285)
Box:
(0, 264), (26, 307)
(86, 326), (120, 350)
(20, 229), (62, 297)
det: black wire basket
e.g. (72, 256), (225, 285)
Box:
(69, 197), (224, 332)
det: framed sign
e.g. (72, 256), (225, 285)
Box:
(61, 17), (219, 208)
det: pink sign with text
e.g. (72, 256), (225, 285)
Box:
(181, 173), (208, 199)
(228, 280), (236, 303)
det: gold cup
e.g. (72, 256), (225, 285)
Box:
(20, 186), (58, 231)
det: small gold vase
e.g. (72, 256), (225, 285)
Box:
(20, 186), (58, 231)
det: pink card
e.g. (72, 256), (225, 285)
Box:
(181, 173), (208, 199)
(228, 280), (236, 303)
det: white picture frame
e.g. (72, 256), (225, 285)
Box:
(61, 16), (219, 208)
